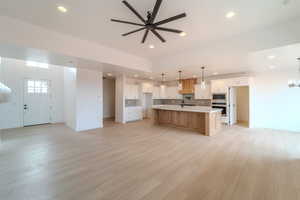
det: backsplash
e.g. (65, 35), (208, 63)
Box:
(153, 99), (211, 106)
(125, 99), (140, 107)
(126, 98), (211, 107)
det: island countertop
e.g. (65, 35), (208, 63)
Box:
(152, 105), (222, 113)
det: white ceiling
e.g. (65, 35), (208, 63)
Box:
(248, 43), (300, 73)
(1, 0), (300, 59)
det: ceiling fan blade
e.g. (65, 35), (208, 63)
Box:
(149, 0), (162, 24)
(155, 27), (183, 33)
(141, 29), (149, 43)
(122, 27), (146, 36)
(154, 13), (186, 26)
(122, 1), (146, 23)
(111, 19), (145, 26)
(151, 29), (166, 43)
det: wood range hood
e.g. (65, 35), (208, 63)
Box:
(179, 78), (197, 94)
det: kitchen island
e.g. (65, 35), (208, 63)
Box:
(152, 105), (222, 136)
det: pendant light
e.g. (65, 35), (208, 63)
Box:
(178, 71), (183, 90)
(200, 66), (206, 89)
(160, 73), (166, 88)
(288, 58), (300, 88)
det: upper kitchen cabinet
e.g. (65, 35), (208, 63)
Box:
(166, 86), (182, 99)
(226, 77), (249, 87)
(180, 79), (197, 94)
(141, 82), (153, 93)
(152, 85), (181, 99)
(195, 84), (211, 99)
(152, 86), (160, 99)
(211, 77), (250, 94)
(152, 85), (167, 99)
(125, 84), (139, 99)
(159, 86), (167, 99)
(211, 80), (227, 94)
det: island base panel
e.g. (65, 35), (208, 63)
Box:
(153, 110), (221, 136)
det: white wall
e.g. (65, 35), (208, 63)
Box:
(76, 69), (103, 131)
(63, 67), (77, 130)
(0, 57), (64, 129)
(236, 86), (249, 123)
(250, 71), (300, 132)
(103, 78), (115, 119)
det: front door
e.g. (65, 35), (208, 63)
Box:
(23, 79), (51, 126)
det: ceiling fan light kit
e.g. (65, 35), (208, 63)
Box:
(111, 0), (186, 43)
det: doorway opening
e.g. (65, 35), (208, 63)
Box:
(103, 77), (116, 127)
(229, 86), (249, 127)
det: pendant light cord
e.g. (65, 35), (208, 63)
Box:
(201, 66), (205, 82)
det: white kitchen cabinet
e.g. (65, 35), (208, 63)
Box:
(125, 84), (139, 99)
(227, 77), (249, 87)
(166, 86), (181, 99)
(152, 86), (160, 99)
(142, 83), (153, 93)
(211, 77), (250, 94)
(211, 80), (228, 94)
(152, 86), (181, 99)
(159, 86), (167, 99)
(125, 106), (143, 122)
(195, 84), (211, 99)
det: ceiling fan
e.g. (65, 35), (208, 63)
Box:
(111, 0), (187, 43)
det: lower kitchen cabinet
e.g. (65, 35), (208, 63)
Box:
(125, 106), (143, 122)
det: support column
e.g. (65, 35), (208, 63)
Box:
(64, 67), (103, 131)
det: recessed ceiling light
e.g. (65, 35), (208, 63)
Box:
(179, 32), (187, 37)
(213, 72), (219, 75)
(57, 6), (68, 13)
(149, 45), (155, 49)
(268, 55), (276, 60)
(226, 11), (236, 19)
(107, 73), (113, 76)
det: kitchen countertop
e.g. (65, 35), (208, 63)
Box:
(152, 105), (222, 113)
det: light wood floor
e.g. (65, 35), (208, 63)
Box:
(0, 120), (300, 200)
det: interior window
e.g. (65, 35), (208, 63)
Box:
(27, 80), (49, 94)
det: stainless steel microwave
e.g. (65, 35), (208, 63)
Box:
(212, 93), (226, 100)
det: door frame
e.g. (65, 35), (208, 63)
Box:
(229, 86), (250, 127)
(22, 78), (52, 127)
(228, 87), (237, 125)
